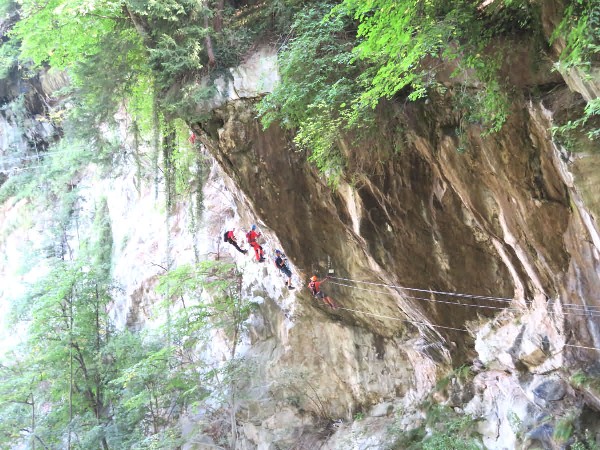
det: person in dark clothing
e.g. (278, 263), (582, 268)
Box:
(274, 250), (294, 290)
(225, 228), (247, 254)
(246, 224), (265, 262)
(308, 275), (337, 309)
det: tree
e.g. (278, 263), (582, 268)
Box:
(155, 260), (254, 447)
(333, 0), (534, 131)
(0, 197), (116, 449)
(258, 2), (367, 185)
(0, 354), (41, 449)
(10, 0), (123, 70)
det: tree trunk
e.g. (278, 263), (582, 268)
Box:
(229, 391), (237, 450)
(123, 5), (154, 48)
(204, 14), (216, 66)
(31, 394), (35, 450)
(68, 297), (73, 450)
(214, 0), (224, 32)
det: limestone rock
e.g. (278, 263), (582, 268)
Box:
(533, 379), (567, 404)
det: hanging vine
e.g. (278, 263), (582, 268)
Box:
(131, 120), (142, 194)
(162, 121), (176, 214)
(152, 85), (162, 201)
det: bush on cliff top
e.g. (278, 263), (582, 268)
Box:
(260, 0), (540, 182)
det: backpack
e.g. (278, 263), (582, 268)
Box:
(274, 255), (286, 269)
(223, 231), (229, 242)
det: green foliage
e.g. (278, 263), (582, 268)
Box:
(0, 211), (116, 448)
(389, 403), (481, 450)
(0, 193), (251, 448)
(2, 93), (29, 130)
(156, 260), (236, 299)
(335, 0), (523, 131)
(66, 28), (149, 132)
(260, 0), (538, 180)
(434, 364), (473, 392)
(0, 0), (16, 16)
(553, 0), (600, 73)
(551, 0), (600, 146)
(554, 414), (575, 444)
(571, 370), (591, 388)
(571, 430), (600, 450)
(334, 0), (450, 105)
(124, 0), (256, 94)
(0, 37), (19, 80)
(0, 169), (34, 204)
(147, 27), (204, 88)
(108, 337), (202, 443)
(0, 134), (122, 209)
(89, 197), (113, 275)
(255, 0), (307, 34)
(10, 0), (121, 70)
(0, 355), (37, 445)
(154, 260), (254, 446)
(0, 194), (146, 449)
(507, 410), (523, 438)
(25, 139), (90, 193)
(162, 119), (208, 202)
(259, 3), (358, 128)
(552, 98), (600, 149)
(258, 2), (368, 185)
(0, 4), (266, 446)
(4, 0), (276, 199)
(156, 260), (253, 344)
(8, 0), (161, 167)
(570, 370), (600, 392)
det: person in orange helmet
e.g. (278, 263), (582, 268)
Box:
(308, 275), (337, 309)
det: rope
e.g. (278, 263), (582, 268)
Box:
(335, 307), (600, 352)
(331, 275), (600, 313)
(328, 276), (600, 318)
(330, 280), (515, 313)
(563, 343), (600, 351)
(321, 277), (600, 352)
(330, 275), (516, 303)
(336, 306), (467, 332)
(328, 280), (600, 319)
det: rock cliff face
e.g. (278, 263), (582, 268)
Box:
(0, 68), (65, 173)
(181, 20), (600, 450)
(2, 4), (600, 449)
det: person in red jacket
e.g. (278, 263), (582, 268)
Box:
(224, 228), (247, 254)
(246, 224), (265, 262)
(308, 275), (337, 309)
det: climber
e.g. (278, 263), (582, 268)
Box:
(274, 250), (294, 290)
(246, 224), (265, 262)
(224, 228), (247, 255)
(308, 275), (337, 309)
